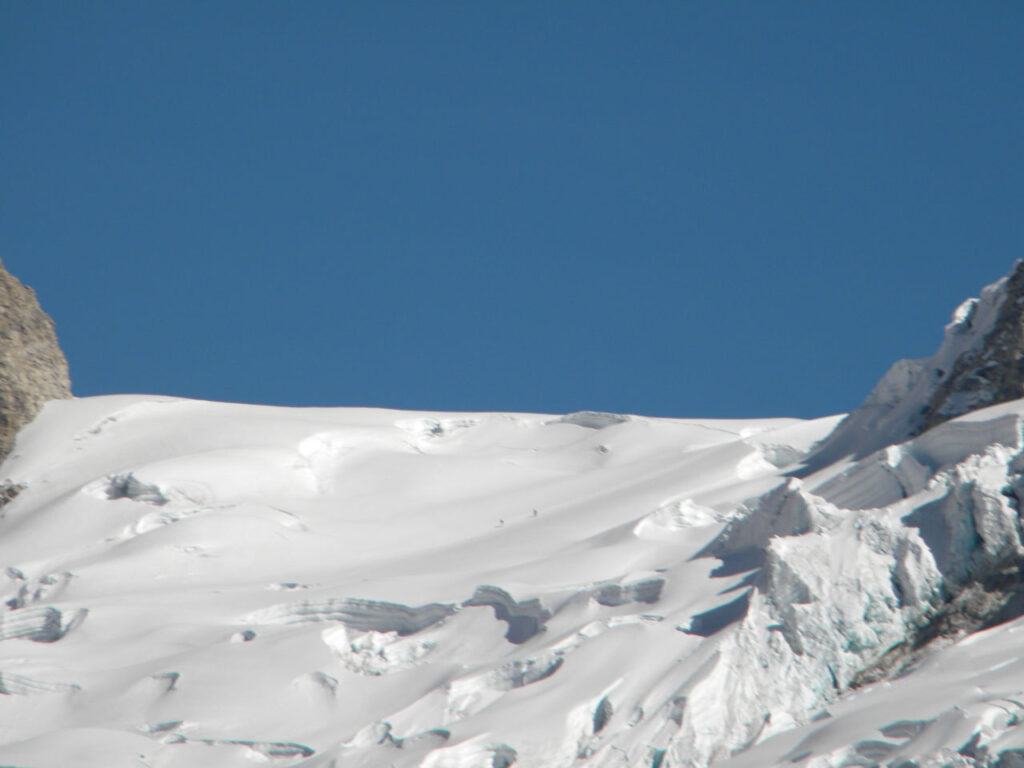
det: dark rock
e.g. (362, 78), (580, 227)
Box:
(917, 261), (1024, 433)
(803, 261), (1024, 470)
(0, 479), (24, 507)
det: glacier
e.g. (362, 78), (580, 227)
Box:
(4, 265), (1024, 766)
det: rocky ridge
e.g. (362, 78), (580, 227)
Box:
(918, 261), (1024, 434)
(0, 260), (71, 462)
(806, 261), (1024, 470)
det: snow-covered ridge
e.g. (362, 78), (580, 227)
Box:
(807, 260), (1024, 470)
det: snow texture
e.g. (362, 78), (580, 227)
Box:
(4, 266), (1024, 766)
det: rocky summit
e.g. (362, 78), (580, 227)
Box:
(0, 260), (71, 462)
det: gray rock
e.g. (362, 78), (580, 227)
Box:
(0, 259), (72, 461)
(917, 260), (1024, 433)
(804, 261), (1024, 470)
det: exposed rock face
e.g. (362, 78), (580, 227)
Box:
(805, 260), (1024, 469)
(917, 261), (1024, 433)
(0, 259), (72, 462)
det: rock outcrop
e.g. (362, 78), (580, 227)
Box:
(917, 261), (1024, 433)
(0, 259), (72, 462)
(805, 260), (1024, 469)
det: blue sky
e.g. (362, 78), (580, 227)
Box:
(3, 3), (1022, 418)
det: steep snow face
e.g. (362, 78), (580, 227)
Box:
(807, 261), (1024, 469)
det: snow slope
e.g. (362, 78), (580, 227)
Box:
(5, 392), (1024, 768)
(0, 397), (843, 768)
(5, 270), (1024, 767)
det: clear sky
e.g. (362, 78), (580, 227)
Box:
(3, 3), (1022, 419)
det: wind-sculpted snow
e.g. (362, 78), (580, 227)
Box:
(102, 472), (170, 505)
(8, 381), (1024, 767)
(193, 738), (315, 758)
(463, 585), (552, 643)
(138, 725), (317, 760)
(446, 653), (565, 721)
(243, 597), (456, 634)
(396, 415), (481, 442)
(592, 578), (664, 607)
(0, 605), (86, 642)
(348, 721), (452, 751)
(4, 568), (72, 610)
(634, 497), (734, 535)
(322, 624), (438, 675)
(0, 670), (80, 695)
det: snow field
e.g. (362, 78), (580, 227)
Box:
(4, 388), (1024, 766)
